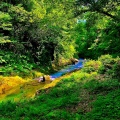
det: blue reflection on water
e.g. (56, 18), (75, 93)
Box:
(50, 59), (84, 80)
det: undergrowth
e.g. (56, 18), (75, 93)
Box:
(0, 55), (120, 120)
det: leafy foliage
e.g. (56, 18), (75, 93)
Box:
(0, 0), (77, 76)
(73, 0), (120, 59)
(98, 55), (120, 79)
(82, 60), (102, 73)
(0, 55), (120, 119)
(0, 0), (120, 119)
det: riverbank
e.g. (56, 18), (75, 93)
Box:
(0, 55), (120, 120)
(0, 72), (74, 102)
(0, 58), (81, 102)
(0, 72), (120, 119)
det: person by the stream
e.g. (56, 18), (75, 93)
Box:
(41, 76), (45, 82)
(38, 76), (45, 82)
(38, 75), (51, 82)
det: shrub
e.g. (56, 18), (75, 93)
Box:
(82, 60), (102, 73)
(98, 55), (120, 78)
(98, 55), (115, 74)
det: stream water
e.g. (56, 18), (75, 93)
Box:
(50, 59), (84, 80)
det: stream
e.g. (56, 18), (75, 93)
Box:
(49, 59), (84, 80)
(0, 59), (84, 102)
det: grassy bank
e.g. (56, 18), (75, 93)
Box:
(0, 55), (120, 120)
(0, 58), (73, 102)
(0, 70), (44, 102)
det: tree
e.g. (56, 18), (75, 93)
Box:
(73, 0), (120, 58)
(75, 0), (120, 21)
(0, 0), (77, 72)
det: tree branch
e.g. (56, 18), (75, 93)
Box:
(95, 9), (120, 21)
(74, 8), (120, 21)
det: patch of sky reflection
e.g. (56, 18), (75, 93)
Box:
(77, 19), (86, 23)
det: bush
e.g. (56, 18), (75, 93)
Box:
(82, 60), (102, 73)
(0, 51), (35, 76)
(98, 55), (120, 78)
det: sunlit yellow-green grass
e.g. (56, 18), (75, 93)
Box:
(1, 69), (120, 120)
(0, 55), (120, 120)
(0, 70), (47, 102)
(0, 79), (49, 102)
(0, 70), (75, 102)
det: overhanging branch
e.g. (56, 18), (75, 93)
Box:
(95, 9), (120, 21)
(74, 8), (120, 21)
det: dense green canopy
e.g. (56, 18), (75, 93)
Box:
(0, 1), (120, 119)
(0, 0), (76, 74)
(74, 0), (120, 58)
(0, 0), (120, 74)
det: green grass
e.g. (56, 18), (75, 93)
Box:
(0, 71), (120, 120)
(83, 89), (120, 120)
(0, 56), (120, 120)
